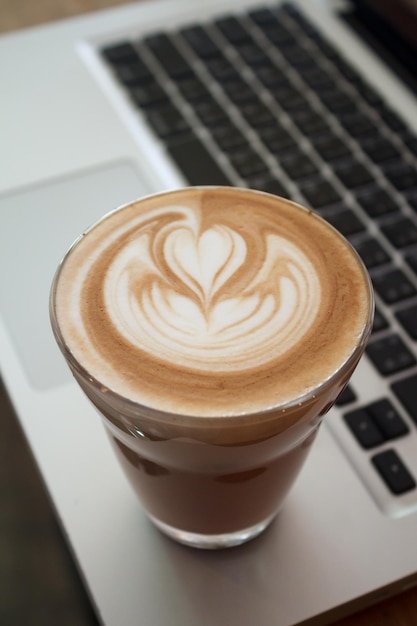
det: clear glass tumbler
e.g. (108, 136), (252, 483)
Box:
(50, 188), (374, 549)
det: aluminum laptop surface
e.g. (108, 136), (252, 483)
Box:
(0, 1), (416, 625)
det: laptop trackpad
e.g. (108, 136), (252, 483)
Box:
(0, 161), (153, 390)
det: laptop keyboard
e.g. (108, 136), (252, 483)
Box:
(99, 2), (417, 515)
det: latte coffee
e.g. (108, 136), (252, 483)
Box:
(50, 187), (373, 548)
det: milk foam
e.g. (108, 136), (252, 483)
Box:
(53, 188), (371, 416)
(103, 210), (320, 370)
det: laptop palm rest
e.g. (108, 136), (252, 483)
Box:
(0, 161), (151, 390)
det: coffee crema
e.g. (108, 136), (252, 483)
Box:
(53, 187), (371, 417)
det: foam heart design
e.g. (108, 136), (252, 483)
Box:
(163, 225), (246, 306)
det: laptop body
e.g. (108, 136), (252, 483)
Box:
(0, 1), (416, 624)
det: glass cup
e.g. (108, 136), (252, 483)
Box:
(50, 188), (374, 549)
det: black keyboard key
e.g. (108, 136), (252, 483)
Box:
(312, 132), (350, 161)
(319, 88), (357, 115)
(239, 100), (276, 129)
(383, 161), (417, 192)
(258, 19), (296, 47)
(215, 16), (251, 44)
(391, 374), (417, 426)
(177, 76), (210, 102)
(102, 45), (154, 87)
(367, 399), (409, 439)
(146, 104), (189, 139)
(279, 149), (318, 181)
(322, 207), (365, 237)
(299, 65), (333, 90)
(360, 136), (401, 164)
(257, 64), (289, 88)
(396, 304), (417, 340)
(222, 78), (256, 104)
(206, 56), (238, 81)
(193, 98), (228, 126)
(344, 409), (384, 449)
(145, 33), (192, 78)
(289, 108), (329, 135)
(102, 42), (139, 65)
(245, 174), (290, 198)
(280, 45), (314, 69)
(372, 306), (389, 333)
(356, 186), (400, 219)
(372, 268), (416, 304)
(167, 135), (231, 186)
(114, 60), (153, 87)
(381, 218), (417, 249)
(211, 124), (246, 152)
(339, 111), (378, 138)
(228, 147), (266, 178)
(366, 334), (416, 375)
(258, 124), (297, 153)
(299, 177), (341, 209)
(372, 449), (416, 495)
(235, 42), (270, 66)
(406, 252), (417, 276)
(248, 8), (276, 26)
(335, 384), (357, 406)
(181, 26), (220, 58)
(263, 73), (293, 90)
(130, 82), (167, 108)
(273, 85), (306, 112)
(333, 158), (374, 190)
(354, 237), (390, 269)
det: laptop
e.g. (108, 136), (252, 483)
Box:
(1, 0), (416, 624)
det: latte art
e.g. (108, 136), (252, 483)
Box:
(103, 210), (321, 371)
(53, 188), (371, 416)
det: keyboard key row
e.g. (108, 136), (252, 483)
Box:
(369, 301), (417, 340)
(101, 28), (417, 226)
(344, 399), (416, 496)
(354, 237), (390, 269)
(381, 218), (417, 249)
(344, 398), (409, 449)
(366, 334), (416, 376)
(372, 267), (416, 304)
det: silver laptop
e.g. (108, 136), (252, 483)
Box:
(1, 0), (416, 624)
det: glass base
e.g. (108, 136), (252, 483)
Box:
(147, 513), (277, 549)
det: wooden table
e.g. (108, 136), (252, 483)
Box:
(2, 1), (417, 625)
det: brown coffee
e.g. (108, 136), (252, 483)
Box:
(51, 187), (373, 545)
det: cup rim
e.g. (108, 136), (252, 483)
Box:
(49, 186), (375, 423)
